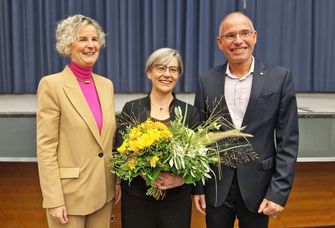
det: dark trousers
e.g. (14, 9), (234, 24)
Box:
(121, 190), (192, 228)
(206, 172), (269, 228)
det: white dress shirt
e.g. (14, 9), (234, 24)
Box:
(224, 57), (255, 129)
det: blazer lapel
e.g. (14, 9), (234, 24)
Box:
(216, 64), (234, 130)
(62, 66), (103, 148)
(138, 96), (151, 122)
(93, 75), (110, 143)
(241, 61), (266, 127)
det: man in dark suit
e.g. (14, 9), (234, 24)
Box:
(193, 12), (299, 228)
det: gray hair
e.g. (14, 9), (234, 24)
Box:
(55, 14), (106, 56)
(145, 48), (184, 76)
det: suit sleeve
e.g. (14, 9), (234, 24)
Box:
(265, 70), (299, 206)
(36, 77), (65, 208)
(107, 80), (121, 185)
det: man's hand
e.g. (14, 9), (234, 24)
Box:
(258, 199), (284, 218)
(193, 194), (206, 215)
(48, 205), (68, 224)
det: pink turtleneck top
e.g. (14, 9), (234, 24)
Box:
(69, 61), (103, 134)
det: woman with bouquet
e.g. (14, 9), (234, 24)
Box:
(115, 48), (199, 228)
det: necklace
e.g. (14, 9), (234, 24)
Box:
(76, 78), (92, 84)
(151, 97), (173, 111)
(151, 102), (164, 110)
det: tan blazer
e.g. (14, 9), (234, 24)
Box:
(37, 66), (118, 215)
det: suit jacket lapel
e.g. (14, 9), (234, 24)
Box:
(138, 96), (151, 122)
(241, 61), (266, 127)
(62, 66), (103, 148)
(218, 64), (234, 130)
(93, 74), (110, 143)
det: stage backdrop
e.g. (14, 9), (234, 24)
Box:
(1, 0), (335, 93)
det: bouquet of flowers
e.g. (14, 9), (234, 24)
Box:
(110, 106), (256, 199)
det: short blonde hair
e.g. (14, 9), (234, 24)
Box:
(55, 14), (105, 56)
(145, 48), (184, 76)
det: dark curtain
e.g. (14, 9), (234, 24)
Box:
(246, 0), (335, 91)
(0, 0), (334, 93)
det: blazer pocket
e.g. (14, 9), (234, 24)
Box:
(261, 157), (275, 170)
(59, 167), (80, 179)
(259, 92), (277, 103)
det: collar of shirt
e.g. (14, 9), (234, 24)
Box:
(226, 56), (255, 80)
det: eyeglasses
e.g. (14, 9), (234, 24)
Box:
(220, 30), (255, 41)
(155, 64), (180, 75)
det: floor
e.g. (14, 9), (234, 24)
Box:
(0, 162), (334, 228)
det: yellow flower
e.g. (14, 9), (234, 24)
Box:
(137, 133), (155, 149)
(153, 121), (166, 129)
(148, 130), (160, 141)
(117, 141), (128, 153)
(150, 156), (160, 168)
(128, 159), (136, 170)
(129, 128), (139, 140)
(160, 129), (172, 138)
(129, 140), (140, 153)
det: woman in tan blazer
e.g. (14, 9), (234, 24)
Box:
(37, 14), (120, 228)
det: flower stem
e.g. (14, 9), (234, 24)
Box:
(146, 186), (166, 200)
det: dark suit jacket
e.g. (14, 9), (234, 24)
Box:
(114, 94), (200, 200)
(194, 60), (299, 212)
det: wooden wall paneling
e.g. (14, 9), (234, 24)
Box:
(0, 162), (334, 228)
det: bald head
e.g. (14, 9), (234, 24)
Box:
(218, 12), (254, 36)
(216, 11), (257, 70)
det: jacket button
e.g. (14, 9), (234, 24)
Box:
(98, 152), (104, 157)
